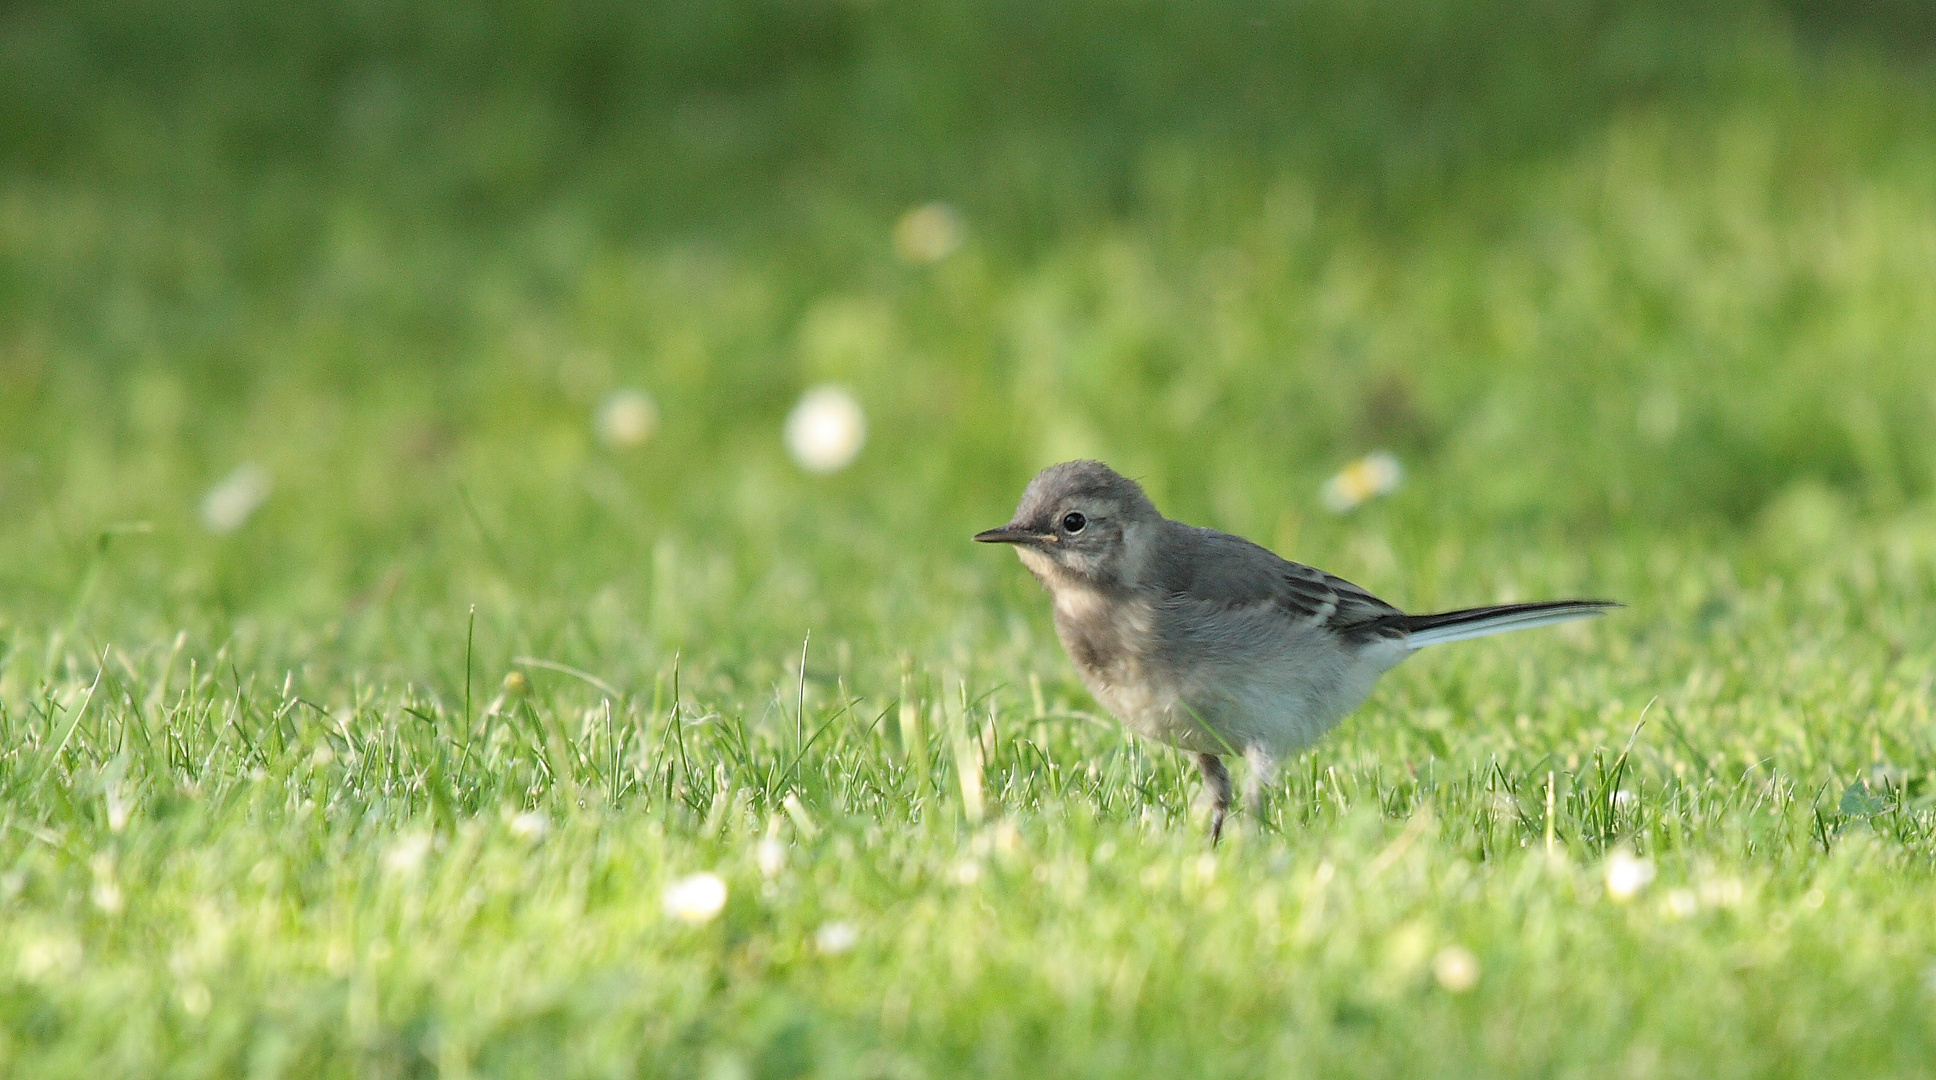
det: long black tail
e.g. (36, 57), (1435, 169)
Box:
(1401, 600), (1619, 649)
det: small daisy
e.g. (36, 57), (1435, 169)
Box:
(200, 463), (272, 533)
(814, 921), (860, 955)
(663, 872), (729, 924)
(106, 784), (132, 833)
(507, 811), (549, 841)
(1319, 451), (1402, 514)
(596, 388), (659, 449)
(90, 854), (124, 914)
(756, 837), (786, 879)
(382, 831), (434, 876)
(785, 386), (866, 474)
(1604, 849), (1655, 902)
(892, 203), (965, 264)
(1432, 945), (1480, 992)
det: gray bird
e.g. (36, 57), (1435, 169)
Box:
(975, 460), (1616, 841)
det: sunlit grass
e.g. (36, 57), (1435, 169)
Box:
(1, 512), (1933, 1076)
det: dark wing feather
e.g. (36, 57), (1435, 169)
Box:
(1275, 559), (1406, 639)
(1156, 524), (1404, 639)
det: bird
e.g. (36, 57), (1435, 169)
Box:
(975, 460), (1617, 841)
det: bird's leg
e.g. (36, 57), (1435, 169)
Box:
(1196, 752), (1232, 844)
(1243, 745), (1277, 827)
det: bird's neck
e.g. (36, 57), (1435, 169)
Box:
(1044, 574), (1152, 681)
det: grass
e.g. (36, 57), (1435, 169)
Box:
(4, 1), (1936, 1076)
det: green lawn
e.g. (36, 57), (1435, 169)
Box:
(3, 2), (1936, 1076)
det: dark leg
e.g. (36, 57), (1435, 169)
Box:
(1196, 752), (1232, 844)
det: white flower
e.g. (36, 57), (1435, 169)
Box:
(814, 920), (859, 955)
(200, 464), (272, 533)
(756, 837), (786, 879)
(784, 385), (866, 474)
(1319, 450), (1402, 513)
(1663, 889), (1699, 919)
(381, 831), (433, 876)
(90, 854), (123, 914)
(1604, 849), (1655, 901)
(106, 785), (131, 833)
(596, 388), (659, 449)
(1432, 945), (1480, 992)
(507, 811), (549, 841)
(663, 872), (729, 924)
(892, 202), (965, 264)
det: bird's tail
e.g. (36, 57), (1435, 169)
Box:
(1401, 600), (1618, 650)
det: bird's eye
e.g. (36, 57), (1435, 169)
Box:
(1061, 512), (1087, 533)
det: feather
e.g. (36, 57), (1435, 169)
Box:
(1398, 601), (1619, 649)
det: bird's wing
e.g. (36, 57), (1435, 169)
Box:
(1158, 525), (1404, 639)
(1273, 559), (1405, 637)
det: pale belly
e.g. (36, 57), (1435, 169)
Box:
(1083, 668), (1232, 754)
(1062, 610), (1411, 759)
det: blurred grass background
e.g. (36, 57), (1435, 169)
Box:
(6, 1), (1934, 631)
(4, 1), (1936, 1076)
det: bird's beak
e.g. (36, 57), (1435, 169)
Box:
(974, 525), (1054, 545)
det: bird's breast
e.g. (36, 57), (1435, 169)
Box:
(1046, 590), (1222, 748)
(1050, 585), (1146, 672)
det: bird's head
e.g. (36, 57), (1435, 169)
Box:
(974, 460), (1162, 590)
